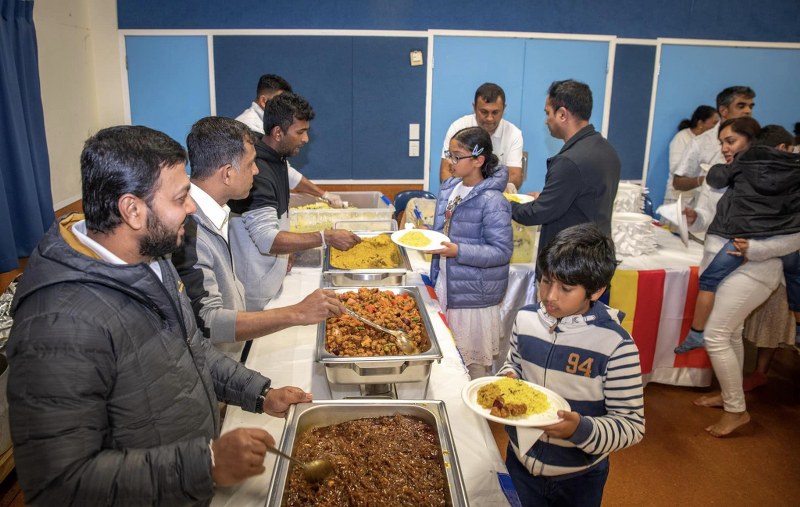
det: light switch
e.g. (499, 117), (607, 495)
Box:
(409, 50), (423, 66)
(409, 123), (420, 140)
(409, 140), (420, 157)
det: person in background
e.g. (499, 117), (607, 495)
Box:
(173, 117), (343, 361)
(676, 124), (800, 391)
(439, 82), (524, 192)
(229, 93), (360, 311)
(672, 86), (755, 204)
(511, 79), (620, 259)
(5, 125), (312, 505)
(664, 105), (719, 205)
(680, 119), (796, 436)
(235, 73), (344, 207)
(430, 126), (512, 378)
(499, 223), (644, 507)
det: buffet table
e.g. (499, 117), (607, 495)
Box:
(211, 267), (512, 507)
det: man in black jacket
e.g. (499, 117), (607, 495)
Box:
(6, 125), (311, 505)
(511, 79), (621, 257)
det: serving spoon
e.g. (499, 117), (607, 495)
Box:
(265, 445), (334, 482)
(342, 307), (419, 355)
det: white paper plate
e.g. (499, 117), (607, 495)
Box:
(461, 377), (571, 427)
(390, 229), (450, 251)
(504, 193), (535, 204)
(676, 194), (689, 247)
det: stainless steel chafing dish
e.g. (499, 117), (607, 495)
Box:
(315, 286), (442, 385)
(322, 231), (411, 287)
(265, 400), (469, 507)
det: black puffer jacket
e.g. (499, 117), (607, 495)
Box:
(7, 214), (270, 506)
(707, 146), (800, 238)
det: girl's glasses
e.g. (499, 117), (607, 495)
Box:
(444, 150), (474, 165)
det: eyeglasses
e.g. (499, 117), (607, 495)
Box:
(444, 150), (474, 164)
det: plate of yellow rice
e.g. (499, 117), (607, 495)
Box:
(390, 229), (450, 251)
(461, 377), (570, 427)
(503, 193), (535, 204)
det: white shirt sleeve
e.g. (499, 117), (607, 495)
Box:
(287, 163), (303, 189)
(504, 126), (524, 168)
(441, 119), (462, 159)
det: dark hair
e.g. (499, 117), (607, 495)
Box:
(451, 127), (500, 179)
(677, 105), (717, 131)
(547, 80), (592, 121)
(263, 92), (315, 135)
(716, 86), (755, 110)
(718, 116), (761, 144)
(81, 125), (186, 234)
(536, 223), (618, 298)
(186, 117), (255, 181)
(753, 125), (794, 148)
(256, 74), (292, 98)
(474, 82), (506, 105)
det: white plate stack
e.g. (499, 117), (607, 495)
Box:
(614, 182), (645, 213)
(612, 212), (657, 257)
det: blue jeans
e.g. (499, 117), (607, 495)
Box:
(505, 444), (609, 507)
(699, 241), (800, 311)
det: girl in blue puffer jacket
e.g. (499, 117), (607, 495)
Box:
(430, 127), (513, 378)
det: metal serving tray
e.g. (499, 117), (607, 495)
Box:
(322, 231), (411, 287)
(265, 400), (469, 507)
(315, 286), (442, 385)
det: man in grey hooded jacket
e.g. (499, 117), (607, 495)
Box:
(6, 125), (311, 505)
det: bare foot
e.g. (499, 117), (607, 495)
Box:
(705, 411), (750, 437)
(693, 393), (723, 408)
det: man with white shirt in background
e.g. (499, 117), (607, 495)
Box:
(236, 73), (344, 207)
(671, 86), (755, 204)
(172, 116), (343, 361)
(439, 82), (524, 192)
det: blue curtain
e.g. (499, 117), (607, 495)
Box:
(0, 0), (53, 272)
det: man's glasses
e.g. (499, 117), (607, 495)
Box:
(444, 150), (474, 164)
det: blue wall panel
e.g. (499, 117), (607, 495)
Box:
(607, 44), (656, 181)
(214, 36), (354, 179)
(118, 1), (800, 43)
(352, 37), (427, 180)
(429, 36), (525, 197)
(126, 36), (210, 147)
(646, 45), (800, 209)
(519, 39), (610, 192)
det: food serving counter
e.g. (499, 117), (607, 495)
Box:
(211, 266), (511, 506)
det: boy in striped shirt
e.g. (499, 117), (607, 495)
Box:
(498, 223), (645, 507)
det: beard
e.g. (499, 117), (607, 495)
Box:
(139, 210), (181, 259)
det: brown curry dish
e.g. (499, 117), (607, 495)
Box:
(283, 415), (448, 506)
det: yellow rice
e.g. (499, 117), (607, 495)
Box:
(477, 377), (550, 416)
(399, 230), (432, 248)
(330, 235), (401, 269)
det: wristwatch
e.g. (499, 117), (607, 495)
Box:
(255, 385), (272, 414)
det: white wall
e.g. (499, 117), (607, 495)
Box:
(34, 0), (125, 210)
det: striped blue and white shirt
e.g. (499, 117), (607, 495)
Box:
(498, 301), (645, 477)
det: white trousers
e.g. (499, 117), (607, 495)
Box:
(704, 270), (774, 413)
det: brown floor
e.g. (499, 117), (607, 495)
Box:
(3, 348), (797, 506)
(491, 345), (800, 507)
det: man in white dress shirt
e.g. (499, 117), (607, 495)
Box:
(672, 86), (755, 204)
(236, 74), (344, 207)
(439, 82), (524, 191)
(173, 116), (343, 361)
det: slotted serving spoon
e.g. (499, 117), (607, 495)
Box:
(266, 445), (334, 482)
(342, 307), (419, 355)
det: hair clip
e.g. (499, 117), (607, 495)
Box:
(471, 145), (484, 157)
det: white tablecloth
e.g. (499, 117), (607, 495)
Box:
(212, 268), (511, 507)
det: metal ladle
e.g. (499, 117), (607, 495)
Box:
(266, 446), (334, 482)
(342, 307), (419, 355)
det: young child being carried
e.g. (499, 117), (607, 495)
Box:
(675, 125), (800, 354)
(498, 223), (644, 507)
